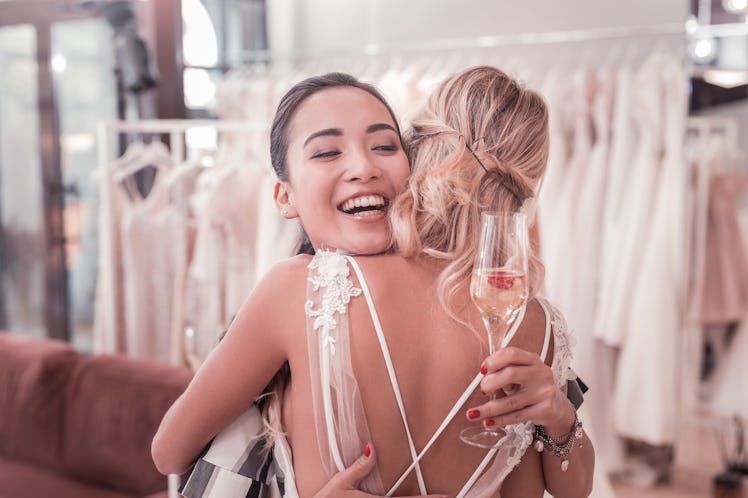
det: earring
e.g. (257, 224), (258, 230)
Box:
(281, 207), (288, 216)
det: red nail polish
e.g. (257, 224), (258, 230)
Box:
(480, 364), (488, 375)
(468, 409), (480, 420)
(364, 442), (371, 457)
(484, 418), (495, 427)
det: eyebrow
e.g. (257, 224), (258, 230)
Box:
(303, 128), (342, 147)
(366, 123), (398, 134)
(303, 122), (398, 148)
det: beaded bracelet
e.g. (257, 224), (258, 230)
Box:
(533, 411), (584, 471)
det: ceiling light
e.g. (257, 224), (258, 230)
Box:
(690, 37), (719, 64)
(723, 0), (748, 13)
(703, 69), (748, 88)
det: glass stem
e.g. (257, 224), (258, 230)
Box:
(483, 316), (507, 403)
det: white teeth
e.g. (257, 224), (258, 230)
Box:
(340, 195), (385, 213)
(353, 210), (378, 217)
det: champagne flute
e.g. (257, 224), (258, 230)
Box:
(460, 211), (529, 448)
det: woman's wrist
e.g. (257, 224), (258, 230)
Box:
(542, 395), (576, 437)
(534, 406), (584, 471)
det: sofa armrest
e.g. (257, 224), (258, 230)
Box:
(0, 332), (78, 471)
(61, 353), (192, 496)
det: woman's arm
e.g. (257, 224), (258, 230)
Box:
(470, 347), (595, 498)
(152, 258), (304, 475)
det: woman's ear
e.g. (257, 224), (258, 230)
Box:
(274, 181), (299, 219)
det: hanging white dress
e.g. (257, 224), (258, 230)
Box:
(569, 68), (613, 340)
(119, 168), (180, 364)
(163, 161), (204, 367)
(211, 163), (264, 323)
(93, 154), (130, 355)
(184, 167), (231, 360)
(184, 160), (267, 361)
(546, 68), (594, 334)
(537, 67), (577, 306)
(593, 64), (635, 346)
(595, 54), (664, 348)
(614, 55), (689, 445)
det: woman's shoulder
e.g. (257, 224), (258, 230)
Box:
(345, 253), (440, 297)
(349, 253), (438, 278)
(527, 297), (576, 386)
(262, 253), (313, 280)
(249, 254), (313, 304)
(509, 298), (551, 359)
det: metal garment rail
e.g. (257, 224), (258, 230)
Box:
(235, 22), (688, 63)
(97, 119), (269, 167)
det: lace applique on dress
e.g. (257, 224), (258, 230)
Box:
(541, 297), (577, 388)
(304, 251), (362, 356)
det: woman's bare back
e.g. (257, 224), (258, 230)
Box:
(280, 253), (553, 497)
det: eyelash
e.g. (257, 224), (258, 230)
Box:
(310, 143), (399, 160)
(374, 144), (398, 152)
(311, 151), (340, 159)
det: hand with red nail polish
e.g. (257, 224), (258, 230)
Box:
(470, 345), (573, 433)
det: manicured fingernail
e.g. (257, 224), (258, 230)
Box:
(468, 409), (480, 420)
(480, 363), (488, 375)
(484, 418), (495, 427)
(364, 442), (371, 457)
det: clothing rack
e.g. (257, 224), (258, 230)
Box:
(97, 119), (269, 167)
(237, 22), (688, 63)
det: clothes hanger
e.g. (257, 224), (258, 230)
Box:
(112, 138), (172, 184)
(111, 138), (147, 170)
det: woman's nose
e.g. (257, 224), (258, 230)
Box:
(346, 154), (381, 182)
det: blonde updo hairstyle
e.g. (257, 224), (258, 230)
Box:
(389, 66), (549, 324)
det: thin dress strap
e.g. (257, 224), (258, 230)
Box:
(538, 299), (552, 362)
(346, 256), (428, 495)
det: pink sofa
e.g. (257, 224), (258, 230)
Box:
(0, 332), (192, 498)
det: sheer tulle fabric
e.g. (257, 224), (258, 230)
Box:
(305, 252), (385, 494)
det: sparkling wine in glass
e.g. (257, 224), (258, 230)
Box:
(460, 211), (529, 448)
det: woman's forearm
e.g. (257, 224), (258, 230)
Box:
(542, 433), (594, 498)
(152, 393), (211, 475)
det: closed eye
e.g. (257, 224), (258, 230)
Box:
(373, 144), (398, 153)
(310, 150), (341, 159)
